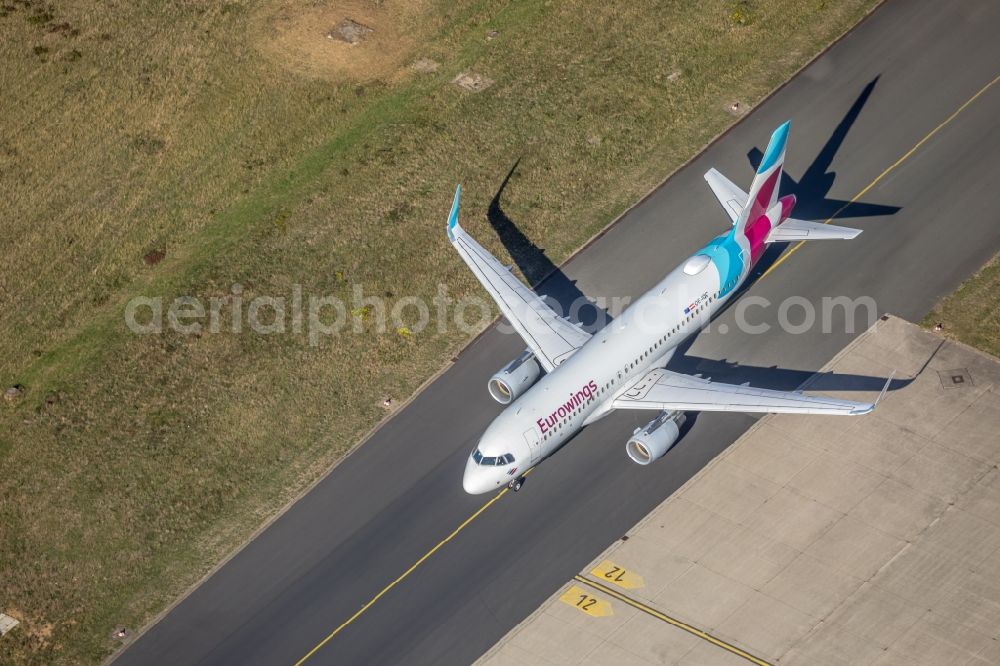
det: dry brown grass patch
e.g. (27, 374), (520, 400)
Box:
(4, 608), (53, 647)
(258, 0), (437, 83)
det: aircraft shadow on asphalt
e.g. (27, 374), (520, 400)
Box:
(748, 75), (900, 222)
(488, 76), (906, 409)
(683, 77), (901, 318)
(666, 75), (907, 394)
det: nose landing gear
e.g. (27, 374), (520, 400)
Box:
(507, 476), (524, 492)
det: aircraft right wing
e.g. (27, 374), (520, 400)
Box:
(447, 185), (591, 371)
(612, 367), (891, 415)
(704, 168), (747, 225)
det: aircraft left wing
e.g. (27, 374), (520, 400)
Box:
(612, 367), (890, 415)
(447, 185), (591, 371)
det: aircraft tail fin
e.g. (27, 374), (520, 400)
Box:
(736, 121), (790, 234)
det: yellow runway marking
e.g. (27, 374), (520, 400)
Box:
(759, 70), (1000, 281)
(573, 575), (772, 666)
(590, 559), (644, 590)
(291, 484), (512, 666)
(559, 585), (614, 617)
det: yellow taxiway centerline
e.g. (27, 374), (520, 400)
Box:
(291, 484), (511, 666)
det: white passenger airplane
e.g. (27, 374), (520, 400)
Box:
(450, 121), (890, 494)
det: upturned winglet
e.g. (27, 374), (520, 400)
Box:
(446, 183), (462, 241)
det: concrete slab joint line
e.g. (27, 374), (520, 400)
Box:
(573, 575), (773, 666)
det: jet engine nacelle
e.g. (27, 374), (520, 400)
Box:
(488, 350), (542, 405)
(626, 411), (686, 465)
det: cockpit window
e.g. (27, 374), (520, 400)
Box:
(473, 448), (515, 466)
(473, 448), (496, 465)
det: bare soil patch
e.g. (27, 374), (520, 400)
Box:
(259, 0), (436, 82)
(411, 57), (439, 73)
(327, 19), (372, 45)
(452, 71), (494, 92)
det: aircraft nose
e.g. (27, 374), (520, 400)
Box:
(463, 457), (492, 495)
(462, 473), (482, 495)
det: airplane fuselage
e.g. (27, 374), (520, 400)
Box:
(459, 120), (881, 494)
(462, 222), (769, 493)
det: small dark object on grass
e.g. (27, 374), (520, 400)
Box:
(143, 247), (166, 265)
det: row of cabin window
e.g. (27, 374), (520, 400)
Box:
(622, 293), (719, 374)
(545, 293), (725, 441)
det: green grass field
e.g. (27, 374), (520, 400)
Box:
(922, 252), (1000, 359)
(0, 0), (879, 662)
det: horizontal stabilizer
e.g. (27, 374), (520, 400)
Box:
(703, 168), (747, 225)
(768, 218), (862, 242)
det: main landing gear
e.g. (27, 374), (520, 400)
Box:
(507, 476), (524, 492)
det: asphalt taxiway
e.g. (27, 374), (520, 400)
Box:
(114, 2), (1000, 664)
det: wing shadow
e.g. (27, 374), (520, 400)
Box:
(487, 159), (609, 331)
(668, 351), (913, 393)
(666, 335), (946, 395)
